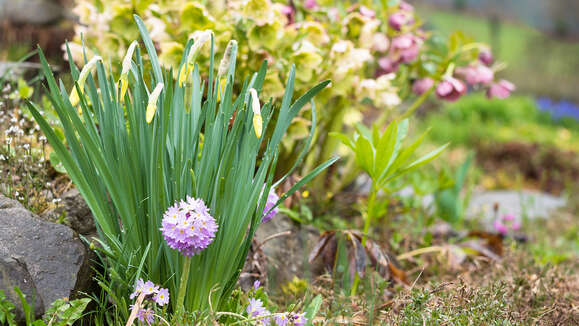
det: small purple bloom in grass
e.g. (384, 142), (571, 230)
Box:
(247, 298), (267, 317)
(262, 188), (279, 223)
(253, 280), (261, 290)
(160, 196), (218, 256)
(275, 313), (289, 326)
(494, 213), (521, 235)
(137, 308), (155, 323)
(153, 287), (170, 306)
(291, 312), (307, 326)
(130, 278), (158, 299)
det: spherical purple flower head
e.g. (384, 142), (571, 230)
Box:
(160, 196), (218, 257)
(486, 80), (515, 99)
(412, 77), (434, 95)
(137, 308), (155, 323)
(262, 188), (279, 223)
(436, 76), (466, 102)
(153, 287), (170, 306)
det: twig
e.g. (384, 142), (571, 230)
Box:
(255, 231), (292, 250)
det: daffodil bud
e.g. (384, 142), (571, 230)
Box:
(119, 41), (139, 102)
(179, 30), (213, 87)
(69, 56), (102, 106)
(249, 88), (262, 138)
(146, 83), (164, 124)
(218, 40), (237, 79)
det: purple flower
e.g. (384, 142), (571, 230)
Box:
(359, 6), (376, 18)
(253, 280), (261, 290)
(436, 76), (466, 102)
(153, 287), (170, 306)
(391, 34), (422, 63)
(290, 312), (307, 326)
(275, 313), (289, 326)
(378, 57), (399, 74)
(262, 188), (279, 223)
(486, 80), (515, 99)
(400, 1), (414, 11)
(136, 308), (155, 323)
(412, 77), (434, 95)
(493, 213), (521, 235)
(455, 65), (494, 85)
(130, 279), (158, 299)
(388, 12), (412, 31)
(493, 219), (508, 235)
(479, 49), (493, 66)
(247, 298), (267, 317)
(304, 0), (317, 10)
(160, 196), (218, 257)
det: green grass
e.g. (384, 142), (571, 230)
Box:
(419, 7), (579, 100)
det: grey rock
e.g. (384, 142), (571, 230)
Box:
(466, 190), (567, 223)
(0, 195), (93, 311)
(253, 215), (319, 288)
(43, 189), (96, 235)
(0, 0), (64, 25)
(0, 256), (44, 322)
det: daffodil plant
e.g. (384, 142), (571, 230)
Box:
(27, 16), (335, 316)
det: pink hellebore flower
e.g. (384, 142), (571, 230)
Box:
(493, 219), (509, 235)
(360, 5), (376, 18)
(436, 76), (466, 102)
(400, 1), (414, 11)
(391, 34), (421, 63)
(455, 65), (494, 85)
(486, 80), (515, 99)
(304, 0), (317, 10)
(378, 57), (399, 74)
(479, 49), (494, 66)
(494, 213), (521, 235)
(388, 11), (413, 31)
(412, 77), (434, 95)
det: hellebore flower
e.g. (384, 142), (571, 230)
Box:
(378, 57), (399, 74)
(391, 34), (422, 63)
(455, 65), (494, 85)
(400, 1), (414, 11)
(153, 287), (170, 306)
(304, 0), (317, 10)
(479, 49), (494, 66)
(359, 6), (376, 18)
(436, 76), (466, 102)
(69, 56), (102, 106)
(262, 188), (279, 223)
(145, 83), (164, 124)
(487, 79), (515, 99)
(412, 77), (434, 95)
(388, 11), (412, 31)
(160, 196), (218, 257)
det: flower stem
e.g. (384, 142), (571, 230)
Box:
(176, 256), (192, 314)
(399, 87), (434, 121)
